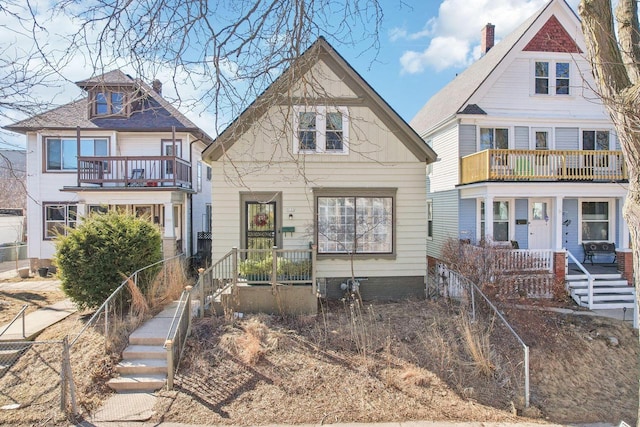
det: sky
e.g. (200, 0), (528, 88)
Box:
(0, 0), (581, 149)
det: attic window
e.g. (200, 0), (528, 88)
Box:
(293, 106), (349, 154)
(534, 61), (570, 96)
(93, 91), (126, 116)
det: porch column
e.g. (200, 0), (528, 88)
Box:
(76, 203), (86, 221)
(162, 202), (176, 257)
(485, 196), (493, 241)
(554, 196), (563, 250)
(619, 197), (630, 249)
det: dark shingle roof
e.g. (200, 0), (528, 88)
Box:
(4, 70), (211, 142)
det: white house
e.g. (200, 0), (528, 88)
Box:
(202, 37), (437, 307)
(410, 0), (633, 309)
(4, 70), (213, 270)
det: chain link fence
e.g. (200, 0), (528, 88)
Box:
(0, 338), (76, 424)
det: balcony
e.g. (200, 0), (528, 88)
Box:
(460, 149), (627, 185)
(76, 156), (192, 188)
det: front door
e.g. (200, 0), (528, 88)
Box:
(245, 201), (277, 253)
(529, 199), (552, 249)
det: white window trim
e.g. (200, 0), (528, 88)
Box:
(529, 127), (554, 150)
(580, 129), (613, 150)
(293, 106), (350, 154)
(477, 198), (514, 242)
(477, 126), (511, 151)
(531, 59), (573, 97)
(43, 203), (78, 240)
(44, 136), (110, 172)
(578, 198), (615, 243)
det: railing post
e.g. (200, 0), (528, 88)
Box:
(165, 339), (174, 390)
(311, 244), (317, 295)
(21, 309), (25, 339)
(272, 246), (278, 288)
(197, 268), (205, 318)
(104, 300), (109, 350)
(524, 344), (530, 408)
(185, 286), (193, 335)
(232, 247), (238, 286)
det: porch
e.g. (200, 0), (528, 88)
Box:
(460, 149), (627, 184)
(77, 156), (191, 188)
(192, 247), (318, 316)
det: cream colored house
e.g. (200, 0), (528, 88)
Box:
(202, 37), (437, 302)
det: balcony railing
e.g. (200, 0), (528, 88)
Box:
(460, 149), (627, 184)
(77, 156), (191, 188)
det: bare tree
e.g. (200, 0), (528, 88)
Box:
(579, 0), (640, 418)
(55, 0), (383, 131)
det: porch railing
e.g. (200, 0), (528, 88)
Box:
(460, 149), (627, 184)
(191, 247), (316, 317)
(566, 250), (595, 309)
(77, 156), (191, 188)
(464, 245), (553, 273)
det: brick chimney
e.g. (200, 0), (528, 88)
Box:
(151, 79), (162, 96)
(481, 23), (495, 55)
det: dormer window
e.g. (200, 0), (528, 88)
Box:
(93, 90), (126, 116)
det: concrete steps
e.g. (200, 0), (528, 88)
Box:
(107, 302), (181, 393)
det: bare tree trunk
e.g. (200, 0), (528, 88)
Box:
(580, 1), (640, 423)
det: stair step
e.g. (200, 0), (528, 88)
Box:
(128, 336), (167, 346)
(122, 345), (166, 360)
(583, 301), (636, 310)
(567, 281), (629, 289)
(107, 374), (166, 392)
(577, 293), (635, 302)
(116, 358), (167, 375)
(572, 287), (634, 295)
(567, 273), (622, 280)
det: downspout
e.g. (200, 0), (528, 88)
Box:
(189, 134), (205, 257)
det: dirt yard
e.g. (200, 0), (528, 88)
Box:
(153, 299), (638, 426)
(0, 278), (637, 426)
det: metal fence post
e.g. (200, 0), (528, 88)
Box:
(524, 344), (530, 408)
(271, 246), (278, 288)
(197, 268), (205, 318)
(165, 339), (174, 390)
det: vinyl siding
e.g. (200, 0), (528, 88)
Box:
(426, 189), (459, 260)
(212, 161), (427, 278)
(459, 125), (476, 157)
(514, 199), (528, 249)
(429, 124), (459, 193)
(555, 127), (578, 150)
(514, 126), (529, 150)
(458, 198), (476, 243)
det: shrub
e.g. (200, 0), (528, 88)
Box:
(55, 211), (163, 309)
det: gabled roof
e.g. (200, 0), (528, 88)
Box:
(203, 37), (437, 164)
(4, 70), (213, 143)
(410, 0), (579, 135)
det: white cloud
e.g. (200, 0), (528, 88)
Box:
(395, 0), (582, 74)
(400, 37), (470, 73)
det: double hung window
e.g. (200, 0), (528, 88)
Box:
(534, 61), (570, 95)
(294, 106), (349, 154)
(581, 201), (609, 241)
(480, 201), (510, 242)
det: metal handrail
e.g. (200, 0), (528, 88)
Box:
(164, 288), (192, 389)
(0, 304), (28, 339)
(566, 250), (595, 309)
(69, 253), (185, 348)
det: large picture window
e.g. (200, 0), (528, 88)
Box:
(294, 106), (349, 154)
(44, 204), (78, 239)
(317, 195), (393, 254)
(581, 201), (609, 241)
(45, 137), (108, 171)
